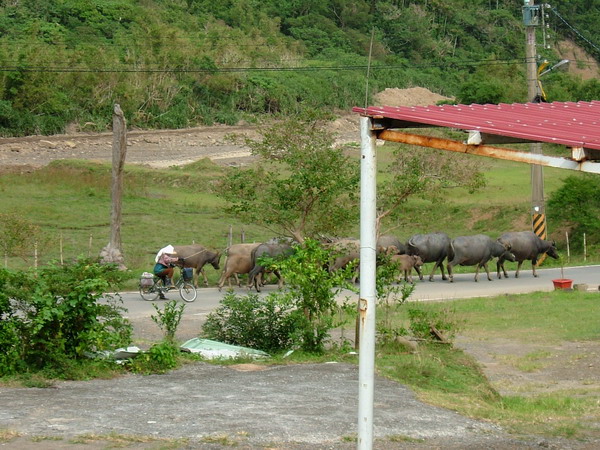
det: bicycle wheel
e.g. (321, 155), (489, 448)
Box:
(139, 279), (162, 301)
(179, 282), (197, 302)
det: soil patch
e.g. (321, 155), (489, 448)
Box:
(455, 336), (600, 398)
(0, 87), (450, 172)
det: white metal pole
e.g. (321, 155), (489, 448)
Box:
(584, 233), (587, 262)
(565, 231), (570, 263)
(357, 115), (377, 450)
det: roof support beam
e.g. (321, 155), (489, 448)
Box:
(377, 129), (600, 174)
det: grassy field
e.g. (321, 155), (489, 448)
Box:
(0, 146), (594, 284)
(376, 290), (600, 439)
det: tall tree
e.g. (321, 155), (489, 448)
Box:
(216, 114), (359, 243)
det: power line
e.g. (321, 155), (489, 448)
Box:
(550, 7), (600, 57)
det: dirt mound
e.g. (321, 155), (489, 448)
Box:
(556, 39), (599, 80)
(374, 87), (453, 107)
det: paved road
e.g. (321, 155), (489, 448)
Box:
(117, 265), (600, 324)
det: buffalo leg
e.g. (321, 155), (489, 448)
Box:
(192, 268), (199, 288)
(496, 259), (508, 279)
(414, 265), (424, 281)
(531, 259), (539, 277)
(447, 261), (455, 283)
(217, 268), (231, 291)
(200, 268), (209, 286)
(474, 264), (480, 282)
(438, 260), (448, 281)
(515, 261), (524, 278)
(483, 262), (493, 281)
(428, 263), (437, 282)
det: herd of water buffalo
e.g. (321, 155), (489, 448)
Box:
(169, 230), (559, 291)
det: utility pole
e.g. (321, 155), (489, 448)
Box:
(523, 0), (547, 241)
(100, 103), (128, 270)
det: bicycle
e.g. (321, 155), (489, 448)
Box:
(139, 266), (197, 302)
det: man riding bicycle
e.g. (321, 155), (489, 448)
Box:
(154, 245), (180, 299)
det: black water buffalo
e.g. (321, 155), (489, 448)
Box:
(447, 234), (515, 282)
(248, 241), (294, 292)
(173, 244), (221, 288)
(406, 232), (451, 281)
(377, 234), (407, 255)
(496, 231), (559, 278)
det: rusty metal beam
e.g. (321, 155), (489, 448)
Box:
(377, 129), (600, 174)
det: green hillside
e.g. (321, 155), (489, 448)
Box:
(0, 0), (599, 136)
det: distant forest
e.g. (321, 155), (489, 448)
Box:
(0, 0), (599, 136)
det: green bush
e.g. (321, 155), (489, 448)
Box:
(0, 270), (23, 376)
(203, 240), (356, 354)
(129, 341), (181, 374)
(202, 291), (297, 352)
(151, 300), (185, 342)
(0, 259), (132, 376)
(547, 174), (600, 248)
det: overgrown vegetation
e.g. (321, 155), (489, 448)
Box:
(547, 173), (600, 249)
(0, 259), (132, 377)
(0, 1), (597, 136)
(203, 239), (358, 353)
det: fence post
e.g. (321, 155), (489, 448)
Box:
(88, 234), (93, 258)
(228, 225), (233, 247)
(565, 231), (570, 263)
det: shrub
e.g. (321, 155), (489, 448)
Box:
(129, 341), (181, 374)
(277, 239), (356, 353)
(202, 291), (297, 352)
(151, 300), (185, 342)
(547, 174), (600, 248)
(0, 259), (132, 375)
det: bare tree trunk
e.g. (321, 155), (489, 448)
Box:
(100, 104), (127, 270)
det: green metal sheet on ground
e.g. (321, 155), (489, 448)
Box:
(180, 338), (270, 359)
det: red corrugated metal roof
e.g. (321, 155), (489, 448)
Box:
(352, 100), (600, 151)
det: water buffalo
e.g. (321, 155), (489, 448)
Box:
(248, 241), (294, 292)
(391, 254), (423, 284)
(406, 232), (451, 281)
(217, 243), (260, 291)
(496, 231), (559, 278)
(173, 244), (221, 288)
(377, 235), (407, 255)
(447, 234), (515, 282)
(326, 238), (360, 282)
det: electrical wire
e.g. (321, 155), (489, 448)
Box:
(550, 7), (600, 57)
